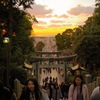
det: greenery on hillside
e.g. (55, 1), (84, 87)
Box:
(55, 0), (100, 71)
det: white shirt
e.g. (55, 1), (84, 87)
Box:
(91, 86), (100, 97)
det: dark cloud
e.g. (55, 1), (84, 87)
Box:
(67, 4), (94, 16)
(27, 3), (53, 17)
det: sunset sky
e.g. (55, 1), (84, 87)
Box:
(27, 0), (95, 37)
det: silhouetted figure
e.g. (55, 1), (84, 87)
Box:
(0, 81), (11, 100)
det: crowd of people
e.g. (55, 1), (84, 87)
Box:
(0, 74), (100, 100)
(19, 75), (100, 100)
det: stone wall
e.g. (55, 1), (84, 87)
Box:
(14, 79), (24, 99)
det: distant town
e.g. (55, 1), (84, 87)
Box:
(34, 36), (57, 52)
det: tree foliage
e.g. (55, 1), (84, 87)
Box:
(35, 41), (45, 51)
(0, 0), (34, 38)
(0, 0), (35, 83)
(0, 0), (34, 9)
(9, 66), (27, 87)
(74, 35), (100, 68)
(0, 8), (35, 66)
(55, 1), (100, 70)
(55, 29), (72, 50)
(94, 0), (100, 25)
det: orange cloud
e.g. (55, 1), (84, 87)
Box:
(67, 4), (94, 16)
(27, 3), (53, 17)
(28, 1), (95, 37)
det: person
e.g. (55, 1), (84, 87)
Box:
(90, 86), (100, 100)
(19, 78), (49, 100)
(0, 81), (11, 100)
(10, 87), (18, 100)
(90, 82), (100, 100)
(52, 83), (62, 100)
(68, 75), (89, 100)
(60, 82), (69, 100)
(44, 83), (50, 97)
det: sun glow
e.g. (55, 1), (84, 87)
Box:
(36, 0), (75, 15)
(30, 0), (95, 37)
(32, 25), (76, 37)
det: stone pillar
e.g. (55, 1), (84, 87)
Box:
(14, 79), (24, 99)
(85, 74), (92, 84)
(64, 61), (67, 83)
(32, 63), (36, 77)
(35, 63), (38, 81)
(96, 77), (100, 86)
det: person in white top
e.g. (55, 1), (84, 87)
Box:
(90, 78), (100, 100)
(90, 86), (100, 100)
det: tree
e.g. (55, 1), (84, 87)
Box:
(74, 35), (100, 69)
(62, 29), (73, 35)
(69, 0), (100, 71)
(55, 33), (65, 50)
(55, 29), (72, 51)
(35, 41), (45, 51)
(0, 0), (34, 37)
(71, 26), (83, 48)
(0, 1), (35, 66)
(83, 16), (100, 35)
(0, 8), (35, 82)
(10, 8), (35, 65)
(94, 0), (100, 25)
(0, 0), (36, 85)
(9, 66), (27, 87)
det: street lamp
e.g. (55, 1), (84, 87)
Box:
(3, 37), (10, 43)
(3, 37), (10, 87)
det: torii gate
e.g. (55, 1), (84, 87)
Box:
(29, 51), (77, 83)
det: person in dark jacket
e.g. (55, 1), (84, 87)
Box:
(0, 81), (11, 100)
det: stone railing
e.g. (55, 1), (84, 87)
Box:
(14, 79), (24, 99)
(87, 77), (100, 96)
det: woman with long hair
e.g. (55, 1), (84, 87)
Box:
(68, 75), (89, 100)
(20, 78), (49, 100)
